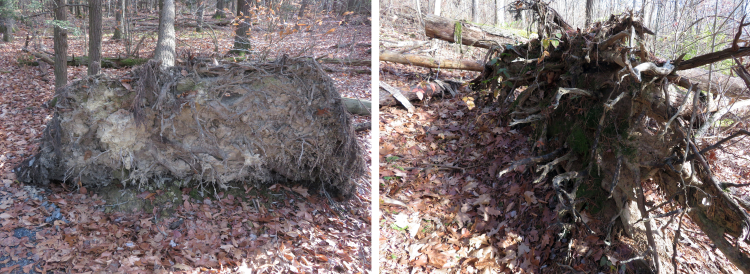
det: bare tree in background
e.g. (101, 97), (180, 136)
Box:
(0, 0), (14, 42)
(89, 0), (102, 75)
(297, 0), (309, 17)
(584, 0), (593, 27)
(214, 0), (225, 18)
(154, 0), (175, 67)
(472, 0), (477, 22)
(196, 0), (204, 32)
(53, 0), (67, 91)
(232, 0), (251, 54)
(112, 0), (124, 39)
(495, 0), (502, 25)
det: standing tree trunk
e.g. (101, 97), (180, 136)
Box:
(54, 0), (68, 92)
(471, 0), (477, 22)
(585, 0), (593, 27)
(231, 0), (251, 54)
(494, 0), (501, 25)
(154, 0), (175, 67)
(89, 0), (102, 75)
(1, 0), (14, 42)
(297, 0), (308, 17)
(113, 0), (124, 39)
(196, 0), (204, 32)
(214, 0), (225, 18)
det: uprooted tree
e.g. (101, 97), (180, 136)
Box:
(382, 1), (750, 272)
(13, 57), (366, 199)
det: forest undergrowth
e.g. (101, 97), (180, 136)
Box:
(378, 15), (750, 274)
(0, 9), (372, 273)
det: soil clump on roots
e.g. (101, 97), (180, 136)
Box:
(13, 57), (366, 199)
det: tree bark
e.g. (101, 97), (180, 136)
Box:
(153, 0), (175, 67)
(471, 0), (478, 22)
(113, 0), (124, 39)
(380, 50), (484, 71)
(214, 0), (225, 18)
(232, 0), (251, 53)
(424, 14), (528, 49)
(584, 0), (593, 27)
(88, 0), (103, 75)
(318, 58), (371, 67)
(195, 0), (204, 32)
(297, 0), (308, 17)
(0, 0), (13, 42)
(494, 0), (502, 25)
(341, 98), (371, 116)
(54, 0), (68, 92)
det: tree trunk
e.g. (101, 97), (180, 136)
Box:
(153, 0), (175, 67)
(584, 0), (593, 27)
(196, 0), (204, 32)
(494, 0), (502, 25)
(380, 50), (484, 71)
(76, 0), (83, 18)
(232, 0), (251, 53)
(1, 18), (12, 42)
(214, 0), (225, 18)
(424, 14), (528, 49)
(471, 0), (478, 22)
(54, 0), (68, 92)
(113, 0), (124, 39)
(297, 0), (308, 17)
(89, 0), (103, 75)
(0, 0), (14, 42)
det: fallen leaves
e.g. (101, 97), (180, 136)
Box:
(0, 9), (371, 273)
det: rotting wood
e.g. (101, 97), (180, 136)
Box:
(380, 50), (484, 71)
(21, 49), (149, 68)
(380, 82), (414, 112)
(424, 14), (529, 49)
(317, 57), (371, 67)
(341, 97), (371, 116)
(379, 79), (462, 107)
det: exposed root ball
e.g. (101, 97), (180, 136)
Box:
(15, 58), (365, 198)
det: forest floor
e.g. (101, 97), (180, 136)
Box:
(378, 17), (750, 273)
(0, 9), (372, 273)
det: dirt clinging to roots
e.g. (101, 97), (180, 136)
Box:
(14, 57), (365, 198)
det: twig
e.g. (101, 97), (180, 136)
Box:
(551, 87), (593, 109)
(659, 83), (693, 140)
(497, 148), (564, 178)
(722, 182), (750, 188)
(629, 158), (660, 273)
(672, 210), (687, 274)
(682, 130), (750, 162)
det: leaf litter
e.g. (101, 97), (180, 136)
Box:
(0, 8), (371, 274)
(378, 24), (749, 274)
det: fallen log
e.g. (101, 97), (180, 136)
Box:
(380, 80), (462, 107)
(317, 58), (371, 67)
(341, 97), (371, 116)
(21, 49), (148, 68)
(137, 19), (232, 28)
(673, 68), (750, 99)
(353, 121), (370, 132)
(424, 14), (529, 49)
(380, 50), (484, 71)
